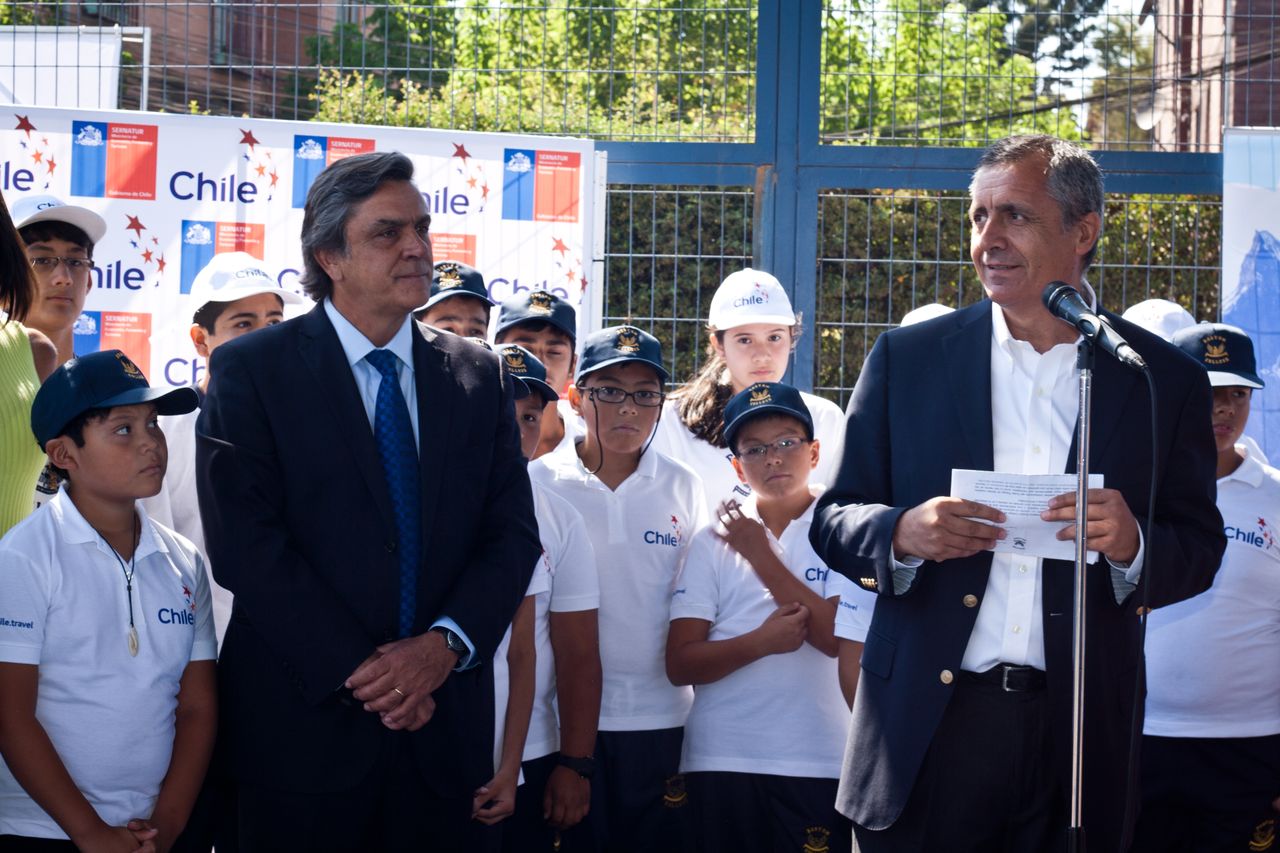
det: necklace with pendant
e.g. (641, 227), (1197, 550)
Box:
(104, 515), (141, 657)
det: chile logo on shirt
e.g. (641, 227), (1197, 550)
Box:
(644, 515), (683, 548)
(157, 584), (196, 626)
(70, 120), (158, 200)
(1226, 516), (1280, 559)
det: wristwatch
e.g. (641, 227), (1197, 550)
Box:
(429, 626), (470, 661)
(556, 754), (596, 780)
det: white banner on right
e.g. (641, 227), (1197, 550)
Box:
(1222, 128), (1280, 461)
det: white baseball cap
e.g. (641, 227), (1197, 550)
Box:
(1121, 298), (1196, 342)
(707, 268), (796, 330)
(11, 194), (107, 244)
(188, 252), (305, 307)
(901, 303), (955, 326)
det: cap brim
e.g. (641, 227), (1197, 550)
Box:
(724, 404), (814, 449)
(496, 315), (577, 341)
(714, 313), (798, 331)
(1208, 371), (1264, 389)
(99, 386), (200, 417)
(422, 290), (496, 312)
(576, 355), (670, 384)
(522, 377), (559, 404)
(197, 284), (306, 306)
(20, 205), (108, 244)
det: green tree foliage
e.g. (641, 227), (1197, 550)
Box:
(0, 1), (57, 25)
(1085, 15), (1155, 149)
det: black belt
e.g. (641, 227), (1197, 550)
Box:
(961, 663), (1047, 693)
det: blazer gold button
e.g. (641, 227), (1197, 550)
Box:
(940, 669), (954, 684)
(963, 594), (978, 608)
(385, 540), (397, 553)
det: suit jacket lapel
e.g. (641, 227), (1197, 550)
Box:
(942, 302), (995, 472)
(297, 305), (396, 524)
(412, 324), (454, 544)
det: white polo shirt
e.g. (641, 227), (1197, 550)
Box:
(525, 482), (601, 761)
(530, 443), (707, 731)
(0, 489), (217, 840)
(142, 407), (234, 649)
(1144, 444), (1280, 738)
(650, 392), (847, 518)
(491, 558), (551, 775)
(829, 570), (876, 644)
(670, 491), (856, 778)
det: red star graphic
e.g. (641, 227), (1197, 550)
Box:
(466, 176), (478, 189)
(579, 276), (588, 291)
(269, 170), (279, 188)
(255, 163), (266, 177)
(239, 129), (260, 149)
(551, 237), (569, 256)
(151, 236), (159, 245)
(142, 249), (153, 263)
(182, 585), (192, 597)
(1260, 518), (1267, 526)
(41, 137), (48, 146)
(45, 157), (56, 175)
(125, 215), (146, 236)
(452, 143), (471, 163)
(156, 254), (167, 273)
(481, 182), (490, 200)
(564, 268), (576, 283)
(30, 150), (42, 164)
(671, 515), (678, 524)
(14, 115), (35, 136)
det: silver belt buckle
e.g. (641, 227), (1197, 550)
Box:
(1001, 664), (1016, 692)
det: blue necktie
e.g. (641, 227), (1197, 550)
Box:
(365, 349), (421, 639)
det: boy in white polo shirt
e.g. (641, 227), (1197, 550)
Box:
(529, 325), (707, 853)
(143, 250), (304, 649)
(490, 344), (602, 852)
(1133, 324), (1280, 853)
(667, 382), (872, 853)
(0, 350), (216, 852)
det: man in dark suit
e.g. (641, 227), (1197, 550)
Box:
(196, 151), (539, 851)
(811, 135), (1225, 853)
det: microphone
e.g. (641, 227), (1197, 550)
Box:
(1042, 282), (1147, 372)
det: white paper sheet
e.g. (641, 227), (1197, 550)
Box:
(949, 469), (1104, 561)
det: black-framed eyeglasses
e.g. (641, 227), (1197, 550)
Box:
(29, 256), (95, 275)
(585, 385), (665, 408)
(736, 436), (810, 463)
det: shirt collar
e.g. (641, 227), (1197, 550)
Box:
(541, 438), (660, 484)
(991, 278), (1098, 356)
(1221, 442), (1265, 487)
(739, 486), (821, 535)
(324, 298), (416, 373)
(49, 488), (168, 560)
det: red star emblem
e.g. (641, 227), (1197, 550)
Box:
(579, 276), (588, 291)
(481, 182), (490, 200)
(466, 176), (477, 189)
(45, 157), (56, 175)
(239, 129), (260, 149)
(30, 150), (42, 164)
(125, 215), (146, 236)
(14, 114), (35, 136)
(671, 515), (678, 524)
(151, 236), (159, 245)
(142, 249), (153, 263)
(551, 237), (569, 256)
(452, 143), (471, 163)
(156, 254), (167, 273)
(255, 164), (266, 177)
(1260, 518), (1267, 526)
(269, 170), (279, 187)
(182, 585), (192, 597)
(564, 268), (576, 283)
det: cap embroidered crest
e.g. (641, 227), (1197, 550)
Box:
(1203, 334), (1230, 364)
(616, 326), (641, 353)
(749, 385), (772, 406)
(503, 349), (528, 374)
(528, 291), (555, 315)
(437, 263), (463, 289)
(116, 352), (144, 379)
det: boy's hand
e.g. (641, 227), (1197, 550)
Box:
(544, 764), (591, 829)
(472, 769), (518, 825)
(715, 500), (772, 563)
(126, 818), (166, 853)
(75, 822), (156, 852)
(753, 602), (809, 656)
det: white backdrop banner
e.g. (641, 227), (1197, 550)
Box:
(1222, 127), (1280, 460)
(1, 105), (600, 389)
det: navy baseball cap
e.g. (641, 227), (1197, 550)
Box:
(1171, 323), (1265, 389)
(31, 350), (199, 447)
(575, 324), (669, 384)
(495, 290), (577, 341)
(496, 343), (558, 405)
(420, 261), (494, 312)
(723, 382), (814, 451)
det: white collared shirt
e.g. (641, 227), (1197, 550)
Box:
(323, 298), (419, 451)
(0, 489), (216, 839)
(671, 489), (866, 777)
(530, 443), (708, 731)
(961, 288), (1143, 672)
(1144, 444), (1280, 737)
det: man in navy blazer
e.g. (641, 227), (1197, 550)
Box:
(811, 136), (1224, 852)
(196, 152), (539, 850)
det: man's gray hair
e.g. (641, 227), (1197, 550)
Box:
(972, 135), (1104, 268)
(299, 151), (416, 301)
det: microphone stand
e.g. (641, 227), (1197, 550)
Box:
(1068, 336), (1094, 853)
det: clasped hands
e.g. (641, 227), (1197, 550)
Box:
(344, 631), (458, 732)
(892, 489), (1139, 565)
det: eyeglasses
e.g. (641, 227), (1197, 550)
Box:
(584, 386), (665, 408)
(29, 256), (95, 276)
(736, 436), (810, 463)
